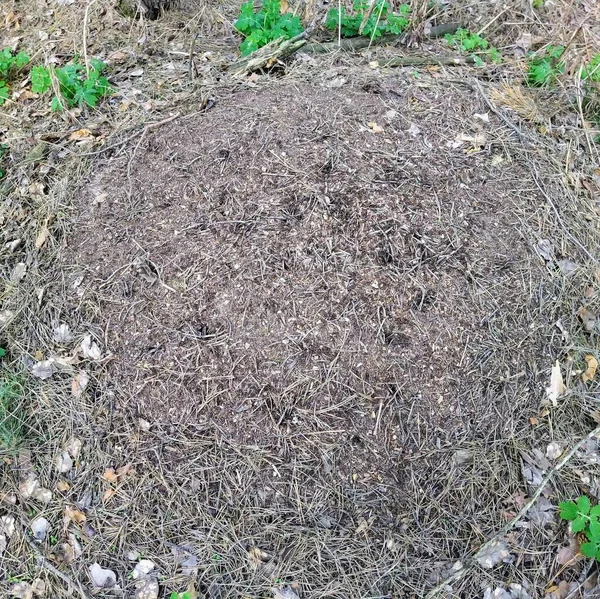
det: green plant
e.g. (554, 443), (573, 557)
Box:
(560, 496), (600, 558)
(234, 0), (304, 56)
(445, 28), (502, 65)
(0, 48), (30, 105)
(30, 59), (112, 110)
(526, 45), (565, 87)
(170, 592), (192, 599)
(582, 54), (600, 83)
(0, 374), (25, 450)
(324, 0), (411, 39)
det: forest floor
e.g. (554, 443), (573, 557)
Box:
(1, 1), (600, 598)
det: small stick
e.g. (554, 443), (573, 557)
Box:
(82, 0), (97, 78)
(475, 7), (509, 37)
(303, 23), (463, 54)
(425, 425), (600, 598)
(377, 55), (476, 67)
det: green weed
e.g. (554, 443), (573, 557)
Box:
(526, 45), (565, 87)
(0, 370), (26, 450)
(30, 59), (112, 110)
(560, 496), (600, 559)
(582, 54), (600, 83)
(170, 592), (192, 599)
(0, 48), (30, 105)
(234, 0), (303, 56)
(324, 0), (411, 39)
(444, 28), (502, 65)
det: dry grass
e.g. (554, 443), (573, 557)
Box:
(1, 1), (600, 598)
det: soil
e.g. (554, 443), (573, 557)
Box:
(67, 79), (545, 485)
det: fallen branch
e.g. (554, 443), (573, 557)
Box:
(302, 22), (462, 54)
(229, 28), (313, 77)
(376, 55), (475, 67)
(229, 22), (462, 74)
(424, 425), (600, 598)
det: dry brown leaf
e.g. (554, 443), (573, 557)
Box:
(279, 0), (289, 12)
(64, 505), (86, 531)
(107, 50), (128, 63)
(103, 468), (119, 483)
(476, 539), (511, 568)
(69, 128), (94, 141)
(578, 306), (597, 333)
(89, 563), (117, 588)
(9, 579), (45, 599)
(273, 585), (300, 599)
(81, 334), (102, 360)
(545, 361), (565, 406)
(582, 355), (598, 383)
(116, 463), (133, 478)
(35, 226), (50, 249)
(367, 121), (384, 133)
(72, 371), (90, 397)
(556, 536), (580, 565)
(56, 480), (71, 492)
(248, 547), (269, 569)
(102, 487), (116, 503)
(56, 451), (73, 473)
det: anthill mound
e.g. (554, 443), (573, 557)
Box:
(68, 79), (544, 482)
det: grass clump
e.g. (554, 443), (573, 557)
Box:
(0, 359), (26, 450)
(445, 28), (502, 65)
(234, 0), (303, 56)
(324, 0), (411, 39)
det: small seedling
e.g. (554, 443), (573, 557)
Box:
(324, 0), (411, 39)
(234, 0), (303, 56)
(0, 48), (30, 105)
(445, 29), (502, 65)
(526, 45), (565, 87)
(170, 592), (192, 599)
(559, 496), (600, 559)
